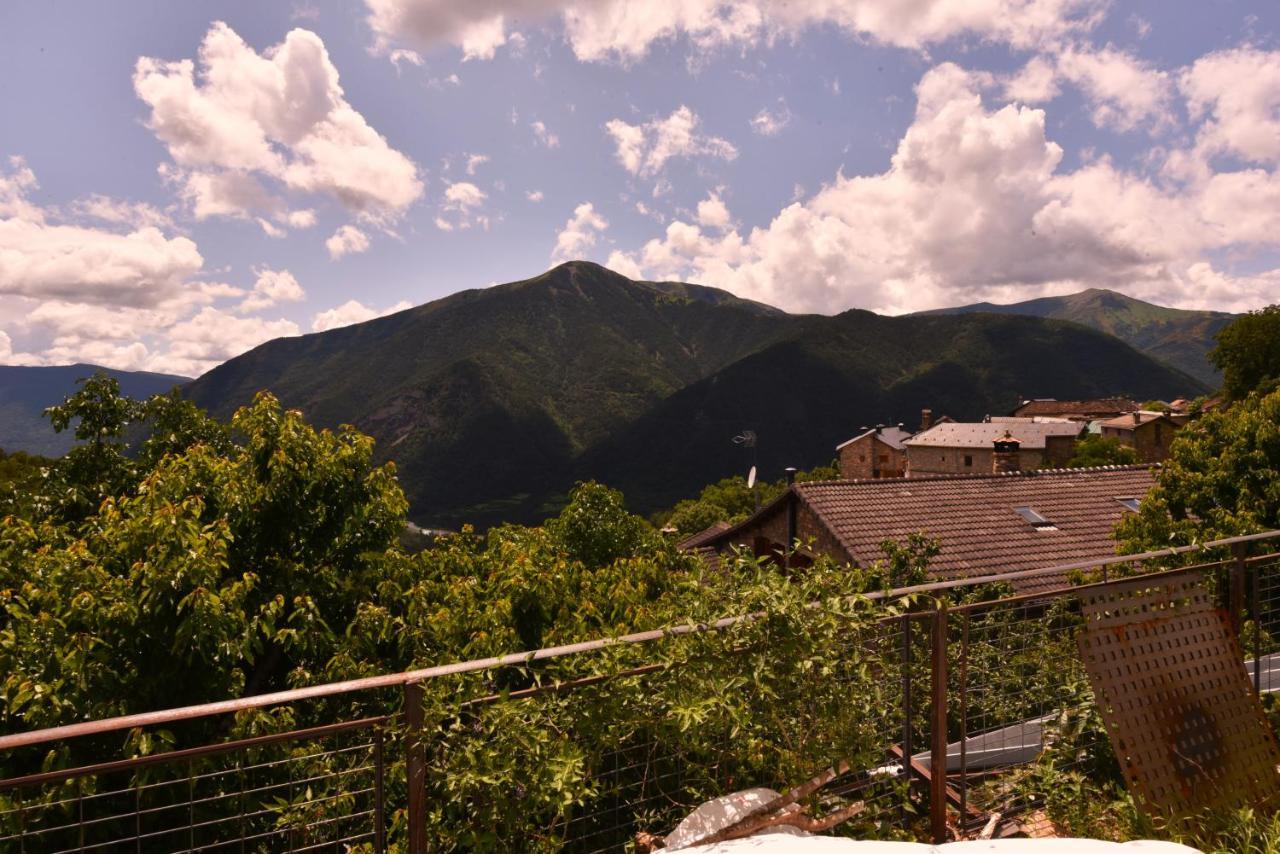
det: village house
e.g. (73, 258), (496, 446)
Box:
(1010, 397), (1138, 421)
(903, 418), (1082, 475)
(1098, 410), (1183, 463)
(835, 424), (911, 479)
(684, 464), (1157, 592)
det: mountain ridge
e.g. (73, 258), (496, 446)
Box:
(0, 364), (190, 457)
(183, 262), (1207, 527)
(915, 287), (1233, 385)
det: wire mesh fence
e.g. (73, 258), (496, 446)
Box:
(0, 717), (388, 853)
(1, 531), (1278, 851)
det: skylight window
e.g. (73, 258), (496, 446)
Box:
(1014, 506), (1058, 530)
(1115, 497), (1141, 513)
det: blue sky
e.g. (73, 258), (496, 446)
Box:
(0, 0), (1277, 376)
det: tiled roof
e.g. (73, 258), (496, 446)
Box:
(1013, 398), (1138, 417)
(677, 520), (733, 550)
(904, 420), (1082, 450)
(836, 425), (913, 451)
(791, 466), (1157, 591)
(1098, 411), (1171, 431)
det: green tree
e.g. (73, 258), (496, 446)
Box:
(1118, 388), (1280, 550)
(1210, 304), (1280, 400)
(40, 372), (145, 523)
(657, 461), (843, 536)
(0, 392), (407, 730)
(1064, 434), (1139, 468)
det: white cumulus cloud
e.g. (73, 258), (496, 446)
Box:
(531, 120), (560, 148)
(163, 308), (300, 376)
(326, 225), (371, 259)
(134, 21), (423, 235)
(311, 298), (413, 332)
(605, 106), (736, 178)
(1180, 47), (1280, 167)
(606, 62), (1280, 315)
(750, 101), (791, 136)
(363, 0), (1106, 63)
(239, 268), (305, 313)
(551, 202), (608, 263)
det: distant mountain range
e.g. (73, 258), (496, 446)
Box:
(0, 364), (190, 457)
(183, 262), (1206, 527)
(2, 265), (1218, 526)
(916, 288), (1233, 386)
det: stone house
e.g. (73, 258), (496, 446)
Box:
(903, 419), (1082, 476)
(684, 465), (1157, 592)
(836, 425), (911, 479)
(1098, 411), (1183, 463)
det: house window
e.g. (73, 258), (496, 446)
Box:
(1013, 506), (1058, 530)
(1115, 497), (1140, 512)
(963, 454), (973, 468)
(859, 454), (866, 462)
(878, 454), (888, 463)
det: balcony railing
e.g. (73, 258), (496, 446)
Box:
(1, 530), (1278, 851)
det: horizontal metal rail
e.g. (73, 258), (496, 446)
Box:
(1, 528), (1276, 754)
(0, 715), (387, 790)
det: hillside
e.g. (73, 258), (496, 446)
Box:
(183, 262), (1206, 528)
(186, 262), (792, 525)
(918, 288), (1233, 386)
(0, 364), (190, 456)
(581, 310), (1207, 510)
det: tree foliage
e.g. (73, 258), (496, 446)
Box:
(656, 461), (842, 536)
(1, 390), (407, 729)
(1119, 388), (1280, 549)
(1064, 434), (1138, 468)
(1211, 304), (1280, 401)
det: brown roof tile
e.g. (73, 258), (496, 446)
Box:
(677, 521), (733, 550)
(1012, 398), (1138, 418)
(693, 466), (1158, 593)
(793, 466), (1156, 591)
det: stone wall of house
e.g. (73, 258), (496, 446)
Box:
(1102, 420), (1180, 463)
(712, 496), (850, 568)
(838, 435), (907, 480)
(906, 446), (1046, 475)
(1133, 420), (1179, 463)
(1044, 435), (1077, 466)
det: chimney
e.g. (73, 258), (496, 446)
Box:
(1132, 411), (1141, 425)
(920, 408), (934, 432)
(993, 431), (1021, 474)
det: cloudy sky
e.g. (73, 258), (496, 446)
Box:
(1, 1), (1277, 377)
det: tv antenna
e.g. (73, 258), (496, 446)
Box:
(732, 430), (760, 509)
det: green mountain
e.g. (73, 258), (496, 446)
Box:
(0, 364), (190, 456)
(581, 309), (1208, 510)
(184, 262), (1205, 528)
(917, 288), (1233, 386)
(186, 262), (789, 525)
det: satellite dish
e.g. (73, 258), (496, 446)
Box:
(747, 466), (757, 489)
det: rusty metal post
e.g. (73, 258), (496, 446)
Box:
(1229, 544), (1246, 637)
(930, 604), (949, 844)
(406, 681), (426, 854)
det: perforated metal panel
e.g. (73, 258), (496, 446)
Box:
(1077, 570), (1280, 820)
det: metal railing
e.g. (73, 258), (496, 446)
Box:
(1, 530), (1278, 851)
